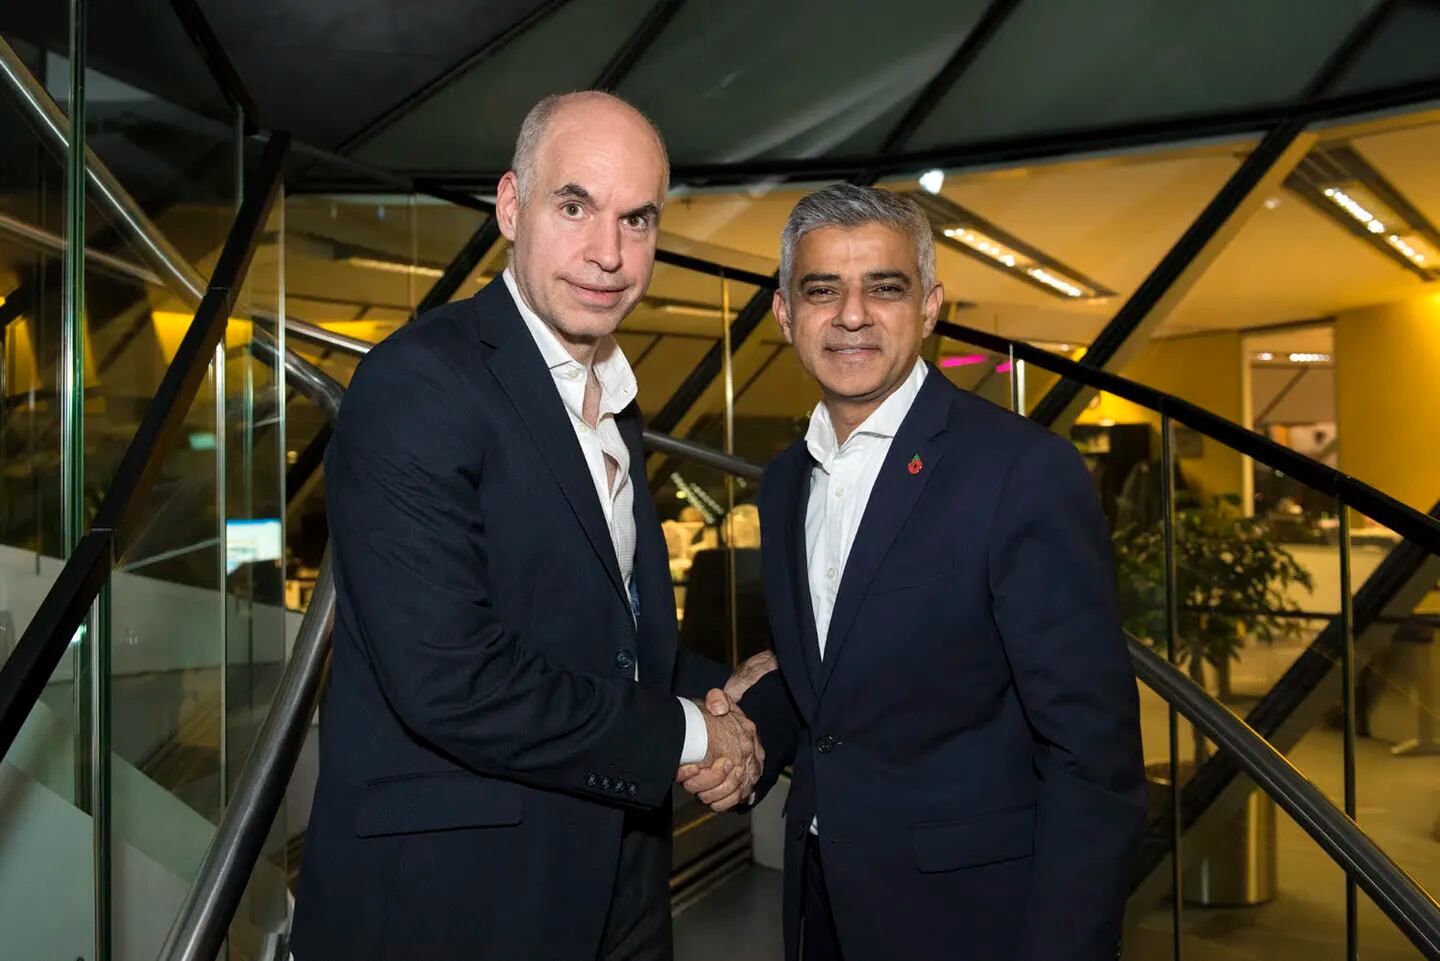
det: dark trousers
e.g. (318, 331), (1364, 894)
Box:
(802, 834), (844, 961)
(598, 808), (673, 961)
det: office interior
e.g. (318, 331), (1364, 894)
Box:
(1, 1), (1440, 959)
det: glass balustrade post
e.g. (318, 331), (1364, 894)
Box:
(1161, 410), (1182, 960)
(1339, 497), (1358, 961)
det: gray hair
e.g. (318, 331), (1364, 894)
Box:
(779, 184), (936, 300)
(511, 91), (670, 202)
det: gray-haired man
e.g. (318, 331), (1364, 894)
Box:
(681, 184), (1146, 960)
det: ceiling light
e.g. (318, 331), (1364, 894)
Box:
(346, 256), (444, 279)
(1027, 268), (1083, 298)
(1263, 197), (1281, 210)
(1255, 351), (1274, 361)
(1322, 187), (1387, 235)
(657, 303), (725, 319)
(917, 191), (1111, 302)
(1288, 352), (1330, 363)
(945, 224), (1090, 297)
(1386, 233), (1433, 267)
(918, 169), (945, 195)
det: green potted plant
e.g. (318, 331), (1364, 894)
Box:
(1112, 485), (1314, 906)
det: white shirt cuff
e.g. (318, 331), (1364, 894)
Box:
(677, 696), (709, 765)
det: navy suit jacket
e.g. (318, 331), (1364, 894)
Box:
(740, 365), (1145, 961)
(290, 280), (728, 961)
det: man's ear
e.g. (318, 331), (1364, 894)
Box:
(921, 282), (944, 338)
(773, 288), (794, 344)
(496, 171), (521, 242)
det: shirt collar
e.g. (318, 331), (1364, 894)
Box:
(503, 268), (638, 417)
(805, 358), (929, 467)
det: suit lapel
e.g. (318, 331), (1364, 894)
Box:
(787, 453), (825, 698)
(814, 369), (953, 700)
(479, 287), (628, 610)
(619, 408), (676, 687)
(760, 444), (818, 723)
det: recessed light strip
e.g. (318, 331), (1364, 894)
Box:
(1323, 187), (1386, 235)
(1386, 234), (1427, 267)
(941, 226), (1091, 299)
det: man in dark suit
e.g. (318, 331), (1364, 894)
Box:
(683, 184), (1146, 960)
(291, 92), (765, 961)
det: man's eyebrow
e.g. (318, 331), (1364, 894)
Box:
(864, 269), (912, 284)
(797, 272), (842, 285)
(622, 201), (661, 221)
(553, 183), (593, 203)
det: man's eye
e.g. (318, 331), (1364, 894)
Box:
(806, 287), (835, 298)
(561, 202), (584, 218)
(623, 214), (649, 229)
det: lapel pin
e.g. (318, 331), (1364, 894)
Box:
(907, 454), (923, 475)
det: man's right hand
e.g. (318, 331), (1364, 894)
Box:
(676, 690), (763, 811)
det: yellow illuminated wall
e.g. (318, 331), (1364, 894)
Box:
(1076, 329), (1247, 501)
(1335, 293), (1440, 518)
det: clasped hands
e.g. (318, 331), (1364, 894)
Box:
(675, 652), (777, 812)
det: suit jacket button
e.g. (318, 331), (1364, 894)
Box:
(816, 735), (836, 754)
(614, 779), (627, 794)
(586, 772), (598, 787)
(628, 783), (639, 797)
(615, 649), (636, 670)
(601, 776), (612, 791)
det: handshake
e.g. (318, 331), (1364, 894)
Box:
(675, 651), (778, 812)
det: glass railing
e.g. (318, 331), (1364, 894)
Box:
(932, 319), (1440, 958)
(0, 11), (293, 957)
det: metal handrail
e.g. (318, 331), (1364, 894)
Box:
(934, 319), (1440, 558)
(1128, 636), (1440, 958)
(157, 557), (336, 961)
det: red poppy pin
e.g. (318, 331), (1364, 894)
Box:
(907, 454), (923, 475)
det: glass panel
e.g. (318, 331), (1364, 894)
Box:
(223, 170), (290, 959)
(412, 196), (494, 305)
(1350, 510), (1440, 958)
(352, 0), (657, 172)
(910, 0), (1381, 149)
(1332, 0), (1440, 96)
(106, 318), (226, 961)
(285, 190), (419, 341)
(0, 23), (98, 961)
(0, 33), (69, 655)
(618, 0), (993, 164)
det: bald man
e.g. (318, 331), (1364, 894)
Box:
(291, 92), (767, 961)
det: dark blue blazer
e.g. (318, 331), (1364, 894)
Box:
(740, 366), (1145, 961)
(290, 280), (728, 961)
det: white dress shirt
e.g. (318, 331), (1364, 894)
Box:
(503, 270), (708, 765)
(803, 358), (928, 831)
(805, 358), (929, 654)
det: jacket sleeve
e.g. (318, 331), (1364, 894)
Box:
(988, 431), (1147, 961)
(672, 648), (732, 700)
(326, 335), (685, 810)
(737, 668), (803, 808)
